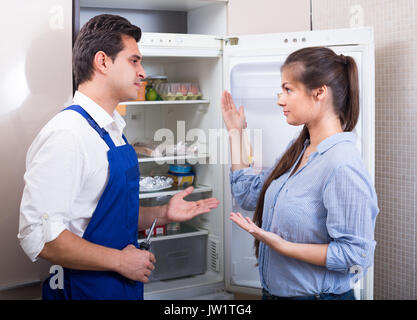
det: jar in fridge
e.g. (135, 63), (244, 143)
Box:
(135, 81), (147, 101)
(145, 76), (168, 88)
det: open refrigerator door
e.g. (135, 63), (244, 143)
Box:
(223, 28), (375, 299)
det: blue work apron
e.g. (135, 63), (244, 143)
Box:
(42, 105), (143, 300)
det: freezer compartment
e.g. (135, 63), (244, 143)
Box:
(139, 223), (208, 281)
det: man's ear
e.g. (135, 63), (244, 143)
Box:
(93, 51), (111, 74)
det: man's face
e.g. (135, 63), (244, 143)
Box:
(107, 35), (146, 102)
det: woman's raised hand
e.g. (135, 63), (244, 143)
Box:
(221, 90), (247, 132)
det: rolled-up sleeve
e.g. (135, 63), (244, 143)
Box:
(229, 166), (274, 211)
(18, 129), (85, 262)
(323, 165), (379, 274)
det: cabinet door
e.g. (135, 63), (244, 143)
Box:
(222, 29), (375, 299)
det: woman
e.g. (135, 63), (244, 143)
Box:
(221, 47), (378, 300)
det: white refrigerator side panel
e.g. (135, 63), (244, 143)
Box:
(0, 0), (73, 289)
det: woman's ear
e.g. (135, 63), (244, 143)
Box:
(313, 85), (328, 102)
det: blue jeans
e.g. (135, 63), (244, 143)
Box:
(262, 288), (356, 300)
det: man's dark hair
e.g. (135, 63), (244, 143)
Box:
(73, 14), (142, 87)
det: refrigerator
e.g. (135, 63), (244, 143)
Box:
(0, 0), (375, 300)
(125, 27), (375, 300)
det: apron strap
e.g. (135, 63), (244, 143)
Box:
(62, 105), (116, 149)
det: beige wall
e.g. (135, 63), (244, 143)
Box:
(312, 0), (417, 300)
(227, 0), (311, 35)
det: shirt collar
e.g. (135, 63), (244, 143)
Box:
(72, 91), (126, 132)
(317, 132), (356, 154)
(304, 132), (357, 154)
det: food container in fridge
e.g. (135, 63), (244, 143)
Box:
(168, 164), (192, 173)
(138, 223), (207, 281)
(155, 82), (202, 101)
(168, 171), (195, 188)
(187, 83), (202, 100)
(145, 76), (168, 87)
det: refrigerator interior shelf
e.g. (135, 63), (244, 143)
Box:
(138, 226), (208, 243)
(139, 184), (212, 199)
(138, 154), (209, 163)
(122, 100), (210, 106)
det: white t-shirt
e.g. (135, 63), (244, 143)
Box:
(18, 91), (127, 262)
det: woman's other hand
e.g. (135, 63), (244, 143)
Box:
(230, 212), (265, 240)
(230, 212), (285, 248)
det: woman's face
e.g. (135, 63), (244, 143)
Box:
(277, 67), (318, 127)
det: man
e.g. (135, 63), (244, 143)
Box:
(18, 14), (219, 300)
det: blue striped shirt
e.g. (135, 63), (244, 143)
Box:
(230, 132), (379, 297)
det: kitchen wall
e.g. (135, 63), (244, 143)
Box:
(312, 0), (417, 300)
(227, 0), (311, 35)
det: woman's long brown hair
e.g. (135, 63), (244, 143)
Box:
(253, 47), (359, 258)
